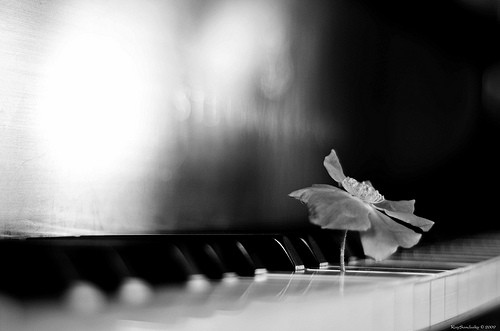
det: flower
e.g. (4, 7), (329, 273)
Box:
(289, 149), (434, 261)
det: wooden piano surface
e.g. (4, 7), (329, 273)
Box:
(1, 231), (500, 331)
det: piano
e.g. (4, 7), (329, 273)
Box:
(1, 229), (500, 331)
(2, 0), (500, 330)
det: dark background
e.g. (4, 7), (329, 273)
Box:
(294, 0), (500, 241)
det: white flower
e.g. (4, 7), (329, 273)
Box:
(289, 149), (434, 261)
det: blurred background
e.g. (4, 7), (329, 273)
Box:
(1, 0), (499, 239)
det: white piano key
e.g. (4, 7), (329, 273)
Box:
(496, 257), (500, 298)
(457, 269), (470, 315)
(476, 264), (489, 305)
(371, 287), (395, 331)
(0, 296), (22, 331)
(493, 257), (500, 298)
(413, 280), (430, 330)
(394, 283), (414, 331)
(444, 272), (459, 320)
(484, 261), (498, 303)
(430, 276), (445, 325)
(340, 293), (374, 331)
(468, 265), (482, 308)
(475, 263), (492, 306)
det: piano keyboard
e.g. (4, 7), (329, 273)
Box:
(1, 230), (499, 331)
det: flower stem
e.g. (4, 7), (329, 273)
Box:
(340, 230), (348, 274)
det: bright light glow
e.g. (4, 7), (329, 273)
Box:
(36, 3), (161, 178)
(39, 35), (146, 175)
(37, 0), (291, 178)
(199, 4), (258, 91)
(196, 0), (288, 98)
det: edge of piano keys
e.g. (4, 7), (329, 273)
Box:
(2, 233), (500, 331)
(364, 245), (500, 331)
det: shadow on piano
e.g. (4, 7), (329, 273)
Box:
(1, 229), (500, 331)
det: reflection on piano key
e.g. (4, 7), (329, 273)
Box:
(65, 281), (107, 314)
(117, 277), (153, 306)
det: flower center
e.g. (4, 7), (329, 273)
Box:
(341, 177), (384, 204)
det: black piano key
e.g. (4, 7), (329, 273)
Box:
(171, 242), (208, 282)
(210, 239), (258, 277)
(280, 236), (305, 271)
(308, 230), (363, 265)
(234, 240), (267, 275)
(205, 243), (233, 278)
(185, 242), (226, 280)
(0, 241), (71, 300)
(239, 236), (296, 272)
(64, 244), (126, 293)
(305, 235), (329, 268)
(284, 235), (329, 269)
(116, 241), (189, 285)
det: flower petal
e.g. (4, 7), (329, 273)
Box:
(323, 149), (346, 183)
(379, 209), (434, 232)
(360, 209), (422, 261)
(289, 185), (370, 231)
(374, 199), (415, 214)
